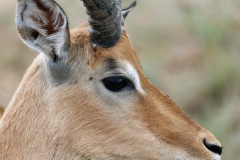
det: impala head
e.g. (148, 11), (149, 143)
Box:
(12, 0), (222, 159)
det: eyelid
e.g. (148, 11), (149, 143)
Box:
(103, 71), (127, 79)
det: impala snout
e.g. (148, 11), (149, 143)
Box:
(136, 85), (223, 159)
(195, 130), (222, 159)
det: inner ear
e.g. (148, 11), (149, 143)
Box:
(16, 0), (70, 61)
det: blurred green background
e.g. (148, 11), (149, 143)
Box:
(0, 0), (239, 159)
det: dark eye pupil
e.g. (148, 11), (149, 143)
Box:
(102, 76), (128, 92)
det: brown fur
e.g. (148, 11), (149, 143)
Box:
(0, 2), (221, 160)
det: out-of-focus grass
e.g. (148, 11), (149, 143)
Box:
(0, 0), (239, 159)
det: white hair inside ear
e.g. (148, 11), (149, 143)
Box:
(16, 0), (70, 61)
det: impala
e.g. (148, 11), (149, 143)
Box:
(0, 0), (222, 159)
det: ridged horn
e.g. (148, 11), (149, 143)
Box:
(82, 0), (122, 48)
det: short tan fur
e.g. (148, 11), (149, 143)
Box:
(0, 0), (222, 159)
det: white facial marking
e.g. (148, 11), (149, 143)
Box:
(125, 62), (145, 94)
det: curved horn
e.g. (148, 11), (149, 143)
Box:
(82, 0), (122, 48)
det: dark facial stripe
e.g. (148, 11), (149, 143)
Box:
(105, 58), (119, 70)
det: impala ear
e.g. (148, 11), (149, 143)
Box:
(16, 0), (70, 61)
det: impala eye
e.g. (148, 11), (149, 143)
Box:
(102, 76), (132, 92)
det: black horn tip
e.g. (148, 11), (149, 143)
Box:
(131, 1), (137, 8)
(122, 1), (137, 20)
(123, 1), (137, 11)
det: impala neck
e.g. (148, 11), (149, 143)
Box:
(0, 55), (69, 159)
